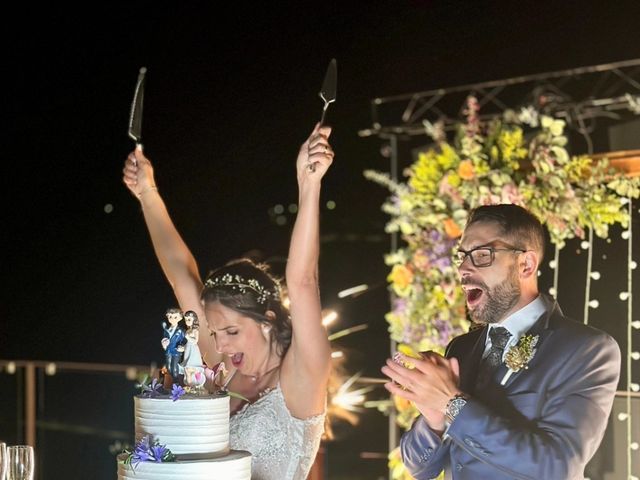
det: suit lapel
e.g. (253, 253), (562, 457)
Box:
(459, 327), (487, 394)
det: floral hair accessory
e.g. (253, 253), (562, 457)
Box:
(501, 334), (539, 385)
(123, 435), (176, 468)
(204, 273), (281, 304)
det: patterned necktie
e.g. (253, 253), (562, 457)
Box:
(476, 326), (512, 387)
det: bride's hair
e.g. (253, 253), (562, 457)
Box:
(202, 258), (292, 356)
(184, 310), (199, 329)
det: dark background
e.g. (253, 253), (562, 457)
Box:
(2, 2), (640, 479)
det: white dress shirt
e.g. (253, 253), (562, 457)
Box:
(483, 295), (546, 362)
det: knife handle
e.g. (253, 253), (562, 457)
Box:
(133, 142), (143, 166)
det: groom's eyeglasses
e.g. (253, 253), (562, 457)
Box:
(454, 246), (526, 268)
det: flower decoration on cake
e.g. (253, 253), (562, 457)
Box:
(501, 334), (539, 385)
(171, 383), (186, 402)
(124, 435), (176, 468)
(137, 377), (164, 398)
(206, 361), (228, 385)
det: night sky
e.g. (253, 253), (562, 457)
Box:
(3, 2), (640, 478)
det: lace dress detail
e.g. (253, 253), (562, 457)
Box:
(229, 384), (325, 480)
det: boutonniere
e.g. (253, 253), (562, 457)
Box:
(500, 334), (539, 385)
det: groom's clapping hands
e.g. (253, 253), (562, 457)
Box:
(382, 352), (462, 434)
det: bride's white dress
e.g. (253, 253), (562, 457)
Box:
(179, 330), (205, 386)
(229, 384), (325, 480)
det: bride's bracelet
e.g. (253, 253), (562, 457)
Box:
(137, 185), (158, 198)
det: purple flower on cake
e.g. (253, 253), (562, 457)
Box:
(171, 383), (185, 402)
(138, 377), (164, 398)
(124, 435), (176, 468)
(150, 445), (171, 462)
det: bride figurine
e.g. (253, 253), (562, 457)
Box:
(180, 310), (206, 388)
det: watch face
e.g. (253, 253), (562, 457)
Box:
(447, 397), (467, 420)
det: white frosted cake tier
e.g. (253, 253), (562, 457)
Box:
(134, 393), (230, 454)
(117, 450), (252, 480)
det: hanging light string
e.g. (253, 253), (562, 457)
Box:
(625, 197), (636, 480)
(583, 228), (596, 325)
(552, 244), (560, 299)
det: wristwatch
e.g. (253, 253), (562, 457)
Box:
(445, 393), (468, 423)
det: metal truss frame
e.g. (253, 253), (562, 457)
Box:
(359, 59), (640, 140)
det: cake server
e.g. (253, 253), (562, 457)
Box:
(308, 59), (337, 172)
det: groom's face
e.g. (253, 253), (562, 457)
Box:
(458, 221), (523, 324)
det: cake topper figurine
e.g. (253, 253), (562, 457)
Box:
(180, 310), (207, 389)
(161, 308), (186, 385)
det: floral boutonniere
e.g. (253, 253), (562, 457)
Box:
(501, 334), (539, 385)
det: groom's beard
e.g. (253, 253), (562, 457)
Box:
(471, 264), (521, 325)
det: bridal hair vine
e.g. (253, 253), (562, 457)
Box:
(501, 334), (539, 385)
(204, 273), (281, 304)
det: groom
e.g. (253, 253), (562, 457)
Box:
(382, 204), (620, 480)
(162, 307), (186, 382)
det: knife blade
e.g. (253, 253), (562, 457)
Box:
(128, 67), (147, 150)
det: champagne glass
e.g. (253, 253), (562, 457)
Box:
(7, 446), (34, 480)
(0, 443), (7, 480)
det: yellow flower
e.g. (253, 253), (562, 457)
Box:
(444, 218), (463, 239)
(457, 160), (475, 180)
(388, 447), (417, 480)
(388, 264), (414, 290)
(498, 128), (527, 167)
(437, 143), (458, 169)
(446, 172), (462, 187)
(393, 394), (412, 412)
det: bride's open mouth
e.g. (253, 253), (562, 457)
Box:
(230, 352), (244, 368)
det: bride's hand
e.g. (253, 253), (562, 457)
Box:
(122, 148), (158, 199)
(296, 123), (334, 184)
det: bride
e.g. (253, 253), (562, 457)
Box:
(122, 123), (334, 479)
(179, 310), (206, 388)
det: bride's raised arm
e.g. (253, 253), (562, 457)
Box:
(281, 124), (334, 417)
(122, 148), (220, 365)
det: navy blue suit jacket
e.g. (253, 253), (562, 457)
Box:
(400, 295), (620, 480)
(163, 324), (186, 356)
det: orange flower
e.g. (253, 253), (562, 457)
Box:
(457, 160), (475, 180)
(444, 218), (462, 239)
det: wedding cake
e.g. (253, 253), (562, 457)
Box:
(116, 392), (251, 479)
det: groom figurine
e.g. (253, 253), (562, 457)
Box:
(382, 204), (620, 479)
(161, 307), (186, 383)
